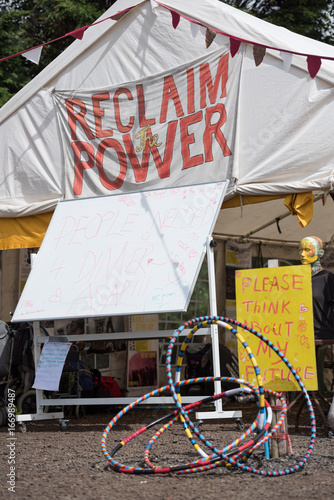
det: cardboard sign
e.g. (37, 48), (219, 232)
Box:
(236, 265), (317, 391)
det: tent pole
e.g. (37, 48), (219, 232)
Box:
(195, 236), (242, 421)
(215, 193), (325, 242)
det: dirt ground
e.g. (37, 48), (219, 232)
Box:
(1, 400), (334, 500)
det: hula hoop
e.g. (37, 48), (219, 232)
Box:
(101, 316), (316, 476)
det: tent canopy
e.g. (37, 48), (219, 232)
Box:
(217, 192), (334, 246)
(1, 0), (334, 250)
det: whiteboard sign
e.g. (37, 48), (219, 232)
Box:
(13, 182), (227, 321)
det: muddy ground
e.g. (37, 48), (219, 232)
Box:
(1, 400), (334, 500)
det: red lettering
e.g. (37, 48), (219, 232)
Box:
(262, 368), (268, 383)
(193, 205), (214, 229)
(276, 340), (288, 358)
(146, 122), (177, 178)
(123, 133), (150, 182)
(200, 54), (229, 108)
(160, 75), (184, 123)
(160, 209), (180, 228)
(256, 340), (271, 357)
(69, 216), (90, 245)
(72, 141), (95, 195)
(96, 138), (126, 190)
(124, 120), (177, 182)
(54, 216), (76, 249)
(109, 243), (128, 279)
(186, 68), (195, 114)
(137, 84), (156, 127)
(245, 365), (254, 382)
(251, 320), (262, 333)
(124, 246), (154, 275)
(281, 274), (289, 290)
(254, 277), (261, 292)
(76, 251), (97, 282)
(268, 301), (278, 315)
(242, 300), (253, 313)
(272, 323), (281, 336)
(281, 299), (291, 314)
(262, 277), (270, 292)
(70, 283), (93, 314)
(292, 274), (304, 290)
(270, 277), (280, 292)
(280, 369), (290, 381)
(97, 281), (131, 309)
(285, 322), (293, 338)
(304, 366), (314, 380)
(253, 300), (261, 313)
(120, 214), (139, 233)
(264, 325), (271, 335)
(180, 111), (204, 170)
(203, 104), (232, 160)
(66, 98), (94, 141)
(92, 93), (113, 138)
(114, 88), (135, 133)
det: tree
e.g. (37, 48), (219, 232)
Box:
(1, 1), (334, 106)
(223, 1), (334, 44)
(0, 0), (116, 106)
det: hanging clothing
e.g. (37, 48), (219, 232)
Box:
(312, 269), (334, 339)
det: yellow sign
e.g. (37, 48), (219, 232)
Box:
(236, 265), (317, 391)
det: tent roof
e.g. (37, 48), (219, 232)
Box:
(1, 0), (334, 249)
(216, 193), (334, 246)
(3, 0), (334, 124)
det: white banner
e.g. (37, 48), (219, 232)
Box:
(53, 48), (241, 198)
(32, 339), (72, 391)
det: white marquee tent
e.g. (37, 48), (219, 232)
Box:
(1, 0), (334, 251)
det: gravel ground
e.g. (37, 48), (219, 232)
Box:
(1, 402), (334, 500)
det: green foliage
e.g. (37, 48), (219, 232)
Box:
(158, 257), (210, 331)
(1, 1), (334, 106)
(223, 0), (334, 44)
(0, 0), (116, 105)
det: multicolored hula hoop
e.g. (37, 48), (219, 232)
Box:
(101, 316), (316, 476)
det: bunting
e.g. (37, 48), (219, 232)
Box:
(253, 45), (266, 67)
(280, 51), (293, 73)
(69, 27), (87, 40)
(0, 1), (332, 80)
(307, 55), (322, 79)
(230, 38), (241, 58)
(21, 46), (43, 65)
(171, 10), (180, 29)
(205, 28), (216, 48)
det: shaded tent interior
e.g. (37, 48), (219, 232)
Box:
(1, 0), (334, 404)
(1, 0), (334, 317)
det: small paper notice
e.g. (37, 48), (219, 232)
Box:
(32, 338), (72, 391)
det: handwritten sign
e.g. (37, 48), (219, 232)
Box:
(32, 339), (72, 391)
(236, 265), (317, 391)
(13, 182), (226, 321)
